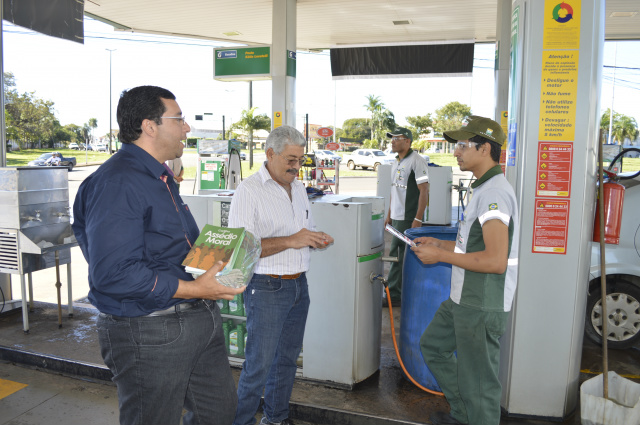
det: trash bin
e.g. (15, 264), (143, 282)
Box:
(400, 225), (458, 391)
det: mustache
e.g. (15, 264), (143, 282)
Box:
(286, 168), (297, 174)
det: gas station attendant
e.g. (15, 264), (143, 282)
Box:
(411, 116), (519, 425)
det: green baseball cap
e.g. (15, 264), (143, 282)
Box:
(386, 127), (413, 142)
(443, 115), (506, 146)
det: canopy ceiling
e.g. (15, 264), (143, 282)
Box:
(84, 0), (640, 50)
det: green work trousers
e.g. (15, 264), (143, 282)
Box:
(387, 219), (412, 302)
(420, 299), (509, 425)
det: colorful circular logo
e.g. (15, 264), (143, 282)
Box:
(552, 2), (573, 23)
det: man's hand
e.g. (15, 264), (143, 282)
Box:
(289, 228), (334, 249)
(411, 219), (422, 228)
(410, 244), (442, 265)
(412, 236), (441, 247)
(175, 261), (246, 300)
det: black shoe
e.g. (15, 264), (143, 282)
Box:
(429, 411), (465, 425)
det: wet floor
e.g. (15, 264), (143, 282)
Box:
(1, 299), (639, 425)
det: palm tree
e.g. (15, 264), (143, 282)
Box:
(601, 109), (639, 145)
(87, 118), (98, 146)
(364, 95), (383, 141)
(611, 115), (639, 145)
(230, 107), (271, 168)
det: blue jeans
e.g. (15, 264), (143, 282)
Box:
(97, 299), (237, 425)
(233, 274), (310, 425)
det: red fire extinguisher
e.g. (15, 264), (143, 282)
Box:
(593, 172), (625, 245)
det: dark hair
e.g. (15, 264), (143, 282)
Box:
(117, 86), (176, 144)
(470, 134), (501, 162)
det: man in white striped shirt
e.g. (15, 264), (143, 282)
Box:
(229, 125), (334, 425)
(411, 116), (519, 425)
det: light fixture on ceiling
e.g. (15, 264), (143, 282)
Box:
(223, 31), (242, 36)
(609, 11), (638, 18)
(393, 20), (412, 26)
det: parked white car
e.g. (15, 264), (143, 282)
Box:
(69, 142), (80, 150)
(94, 143), (108, 152)
(343, 149), (395, 171)
(313, 150), (341, 163)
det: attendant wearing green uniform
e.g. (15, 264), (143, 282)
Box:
(384, 127), (429, 306)
(411, 116), (519, 425)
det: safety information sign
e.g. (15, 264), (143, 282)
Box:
(536, 142), (573, 197)
(532, 199), (570, 254)
(538, 51), (579, 141)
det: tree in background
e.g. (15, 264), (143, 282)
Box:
(88, 118), (98, 144)
(230, 107), (271, 168)
(364, 95), (383, 141)
(432, 102), (472, 136)
(363, 95), (396, 149)
(3, 72), (78, 149)
(338, 118), (371, 143)
(600, 109), (639, 144)
(375, 109), (396, 150)
(406, 114), (433, 152)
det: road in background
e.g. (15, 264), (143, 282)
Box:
(7, 163), (470, 306)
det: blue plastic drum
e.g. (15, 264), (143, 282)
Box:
(400, 225), (458, 391)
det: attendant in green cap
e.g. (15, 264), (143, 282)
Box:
(384, 127), (429, 307)
(412, 116), (519, 425)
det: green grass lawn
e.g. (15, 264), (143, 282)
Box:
(7, 148), (112, 166)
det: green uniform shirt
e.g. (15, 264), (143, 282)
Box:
(450, 166), (519, 312)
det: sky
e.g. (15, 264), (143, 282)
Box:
(2, 18), (640, 139)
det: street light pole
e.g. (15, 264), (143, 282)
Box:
(106, 49), (116, 154)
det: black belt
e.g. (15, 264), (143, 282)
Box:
(147, 300), (203, 317)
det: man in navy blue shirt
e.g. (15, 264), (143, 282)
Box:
(73, 86), (245, 425)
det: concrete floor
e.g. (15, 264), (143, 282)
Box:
(2, 297), (639, 424)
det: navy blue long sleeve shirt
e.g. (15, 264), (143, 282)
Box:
(72, 143), (200, 317)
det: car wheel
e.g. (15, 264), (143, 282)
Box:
(374, 162), (380, 172)
(68, 163), (74, 171)
(585, 280), (640, 349)
(348, 161), (356, 170)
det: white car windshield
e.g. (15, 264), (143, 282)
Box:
(372, 151), (386, 156)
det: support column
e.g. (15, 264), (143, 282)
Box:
(271, 0), (296, 129)
(494, 0), (511, 118)
(500, 0), (604, 419)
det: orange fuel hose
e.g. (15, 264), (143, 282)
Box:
(385, 286), (444, 396)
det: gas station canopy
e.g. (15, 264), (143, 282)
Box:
(84, 0), (640, 49)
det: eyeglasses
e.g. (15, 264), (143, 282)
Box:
(277, 153), (308, 166)
(161, 116), (187, 125)
(454, 141), (478, 151)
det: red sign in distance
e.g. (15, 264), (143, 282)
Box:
(317, 127), (334, 138)
(325, 142), (340, 151)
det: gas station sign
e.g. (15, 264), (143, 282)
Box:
(317, 127), (334, 138)
(214, 46), (271, 81)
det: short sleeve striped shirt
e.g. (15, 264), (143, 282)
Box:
(228, 162), (315, 275)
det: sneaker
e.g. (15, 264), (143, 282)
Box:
(259, 417), (295, 425)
